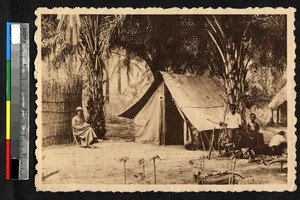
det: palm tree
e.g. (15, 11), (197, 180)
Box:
(110, 15), (286, 122)
(204, 15), (286, 119)
(79, 15), (125, 138)
(43, 14), (125, 138)
(43, 14), (286, 134)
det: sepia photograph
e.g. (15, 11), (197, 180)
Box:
(34, 8), (296, 192)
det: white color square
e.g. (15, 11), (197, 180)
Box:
(11, 23), (20, 44)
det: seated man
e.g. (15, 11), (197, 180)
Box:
(72, 106), (99, 148)
(269, 131), (287, 156)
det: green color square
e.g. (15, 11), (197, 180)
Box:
(6, 60), (11, 100)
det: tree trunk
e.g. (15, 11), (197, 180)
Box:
(105, 78), (109, 103)
(223, 40), (246, 123)
(205, 18), (248, 123)
(86, 57), (106, 138)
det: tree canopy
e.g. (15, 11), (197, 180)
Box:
(110, 14), (286, 111)
(41, 13), (287, 130)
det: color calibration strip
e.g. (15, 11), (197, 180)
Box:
(6, 23), (30, 180)
(6, 22), (11, 180)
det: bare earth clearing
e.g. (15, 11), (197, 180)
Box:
(42, 124), (287, 185)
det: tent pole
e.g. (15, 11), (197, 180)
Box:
(271, 108), (273, 119)
(208, 128), (215, 159)
(277, 108), (279, 124)
(183, 120), (187, 144)
(200, 132), (206, 151)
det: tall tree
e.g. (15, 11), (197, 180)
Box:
(42, 14), (286, 131)
(110, 15), (210, 80)
(42, 14), (125, 138)
(110, 14), (286, 121)
(73, 14), (125, 138)
(203, 15), (286, 119)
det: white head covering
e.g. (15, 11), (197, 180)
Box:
(76, 106), (83, 113)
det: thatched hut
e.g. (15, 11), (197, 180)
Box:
(268, 84), (287, 126)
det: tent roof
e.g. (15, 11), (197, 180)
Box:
(268, 84), (287, 109)
(161, 72), (226, 109)
(161, 72), (226, 131)
(118, 73), (163, 119)
(119, 71), (226, 131)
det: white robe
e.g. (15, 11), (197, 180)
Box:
(72, 115), (97, 146)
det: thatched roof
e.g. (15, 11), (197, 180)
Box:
(268, 84), (287, 109)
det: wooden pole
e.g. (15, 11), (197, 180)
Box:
(200, 132), (206, 151)
(271, 108), (273, 119)
(153, 159), (156, 184)
(208, 128), (215, 159)
(124, 162), (126, 184)
(278, 107), (281, 124)
(202, 158), (205, 173)
(229, 157), (237, 185)
(277, 108), (279, 124)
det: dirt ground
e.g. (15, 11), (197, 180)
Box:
(42, 124), (287, 185)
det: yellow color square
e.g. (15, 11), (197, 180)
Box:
(6, 101), (11, 140)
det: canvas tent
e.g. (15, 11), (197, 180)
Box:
(268, 84), (287, 125)
(119, 71), (227, 146)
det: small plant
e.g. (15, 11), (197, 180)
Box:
(189, 159), (195, 166)
(150, 155), (161, 184)
(119, 156), (129, 184)
(189, 156), (205, 173)
(190, 156), (206, 184)
(138, 158), (146, 179)
(199, 155), (205, 174)
(229, 157), (237, 185)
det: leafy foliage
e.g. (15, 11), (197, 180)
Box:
(41, 14), (59, 60)
(79, 15), (125, 138)
(110, 15), (212, 77)
(202, 15), (286, 117)
(42, 14), (286, 131)
(41, 14), (125, 138)
(110, 15), (286, 115)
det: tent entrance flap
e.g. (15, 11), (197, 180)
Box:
(133, 83), (166, 145)
(165, 86), (184, 145)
